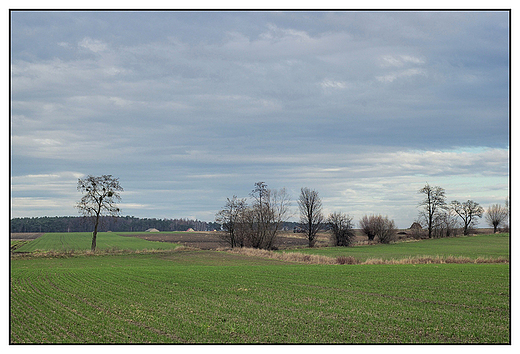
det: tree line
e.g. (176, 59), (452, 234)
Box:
(10, 215), (221, 233)
(215, 182), (398, 250)
(417, 183), (509, 238)
(216, 182), (510, 250)
(12, 175), (508, 254)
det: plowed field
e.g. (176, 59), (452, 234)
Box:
(118, 231), (313, 249)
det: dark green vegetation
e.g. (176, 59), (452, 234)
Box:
(285, 233), (509, 262)
(10, 233), (510, 343)
(10, 215), (222, 233)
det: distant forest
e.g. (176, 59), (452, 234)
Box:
(10, 216), (301, 233)
(10, 216), (221, 233)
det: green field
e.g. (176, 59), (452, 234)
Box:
(13, 232), (180, 253)
(10, 233), (510, 344)
(284, 233), (510, 262)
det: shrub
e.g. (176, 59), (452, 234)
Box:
(336, 256), (358, 265)
(359, 215), (397, 244)
(327, 212), (355, 247)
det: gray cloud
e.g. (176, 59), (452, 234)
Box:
(10, 11), (509, 227)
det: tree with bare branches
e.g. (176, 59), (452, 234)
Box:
(450, 200), (484, 235)
(76, 175), (123, 251)
(245, 182), (291, 250)
(216, 196), (248, 248)
(485, 203), (508, 233)
(418, 183), (447, 238)
(359, 215), (376, 241)
(359, 214), (397, 244)
(327, 212), (355, 247)
(298, 187), (325, 247)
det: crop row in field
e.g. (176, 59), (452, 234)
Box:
(10, 250), (510, 344)
(13, 232), (180, 253)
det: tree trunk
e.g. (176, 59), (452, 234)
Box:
(91, 213), (100, 252)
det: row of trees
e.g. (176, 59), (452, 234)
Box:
(297, 187), (398, 247)
(217, 182), (509, 250)
(417, 183), (509, 238)
(18, 175), (506, 253)
(216, 183), (398, 249)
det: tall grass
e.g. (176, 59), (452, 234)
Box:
(224, 247), (509, 265)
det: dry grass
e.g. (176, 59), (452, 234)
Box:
(224, 247), (338, 264)
(223, 247), (509, 265)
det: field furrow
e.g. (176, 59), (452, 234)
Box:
(10, 233), (510, 343)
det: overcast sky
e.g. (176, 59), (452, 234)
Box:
(10, 10), (510, 228)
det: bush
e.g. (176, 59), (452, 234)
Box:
(327, 212), (355, 247)
(336, 256), (358, 265)
(359, 215), (397, 244)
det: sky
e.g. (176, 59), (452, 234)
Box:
(9, 10), (510, 228)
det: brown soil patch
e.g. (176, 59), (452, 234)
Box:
(10, 233), (44, 241)
(116, 230), (387, 250)
(118, 231), (318, 250)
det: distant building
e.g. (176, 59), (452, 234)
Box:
(409, 222), (422, 230)
(186, 228), (195, 232)
(146, 228), (160, 232)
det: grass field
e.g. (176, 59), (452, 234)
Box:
(10, 233), (510, 344)
(283, 233), (510, 262)
(12, 232), (180, 253)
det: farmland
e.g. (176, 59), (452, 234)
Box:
(10, 232), (510, 343)
(12, 232), (181, 253)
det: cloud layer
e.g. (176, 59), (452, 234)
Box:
(10, 11), (509, 227)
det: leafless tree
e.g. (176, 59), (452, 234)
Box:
(76, 175), (123, 251)
(418, 183), (447, 238)
(450, 200), (484, 235)
(485, 203), (508, 233)
(298, 188), (325, 247)
(215, 196), (248, 248)
(359, 215), (376, 241)
(432, 208), (460, 238)
(374, 215), (397, 244)
(327, 212), (355, 247)
(244, 182), (291, 250)
(360, 214), (397, 244)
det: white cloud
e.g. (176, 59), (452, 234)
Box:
(380, 54), (425, 67)
(78, 37), (107, 52)
(376, 68), (428, 83)
(320, 79), (348, 89)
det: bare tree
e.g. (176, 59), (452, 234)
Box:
(76, 175), (123, 251)
(431, 209), (460, 238)
(298, 188), (325, 247)
(327, 212), (355, 247)
(215, 196), (248, 248)
(374, 215), (397, 244)
(359, 215), (376, 241)
(245, 182), (290, 250)
(418, 183), (447, 238)
(450, 200), (484, 235)
(485, 203), (508, 233)
(360, 214), (397, 244)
